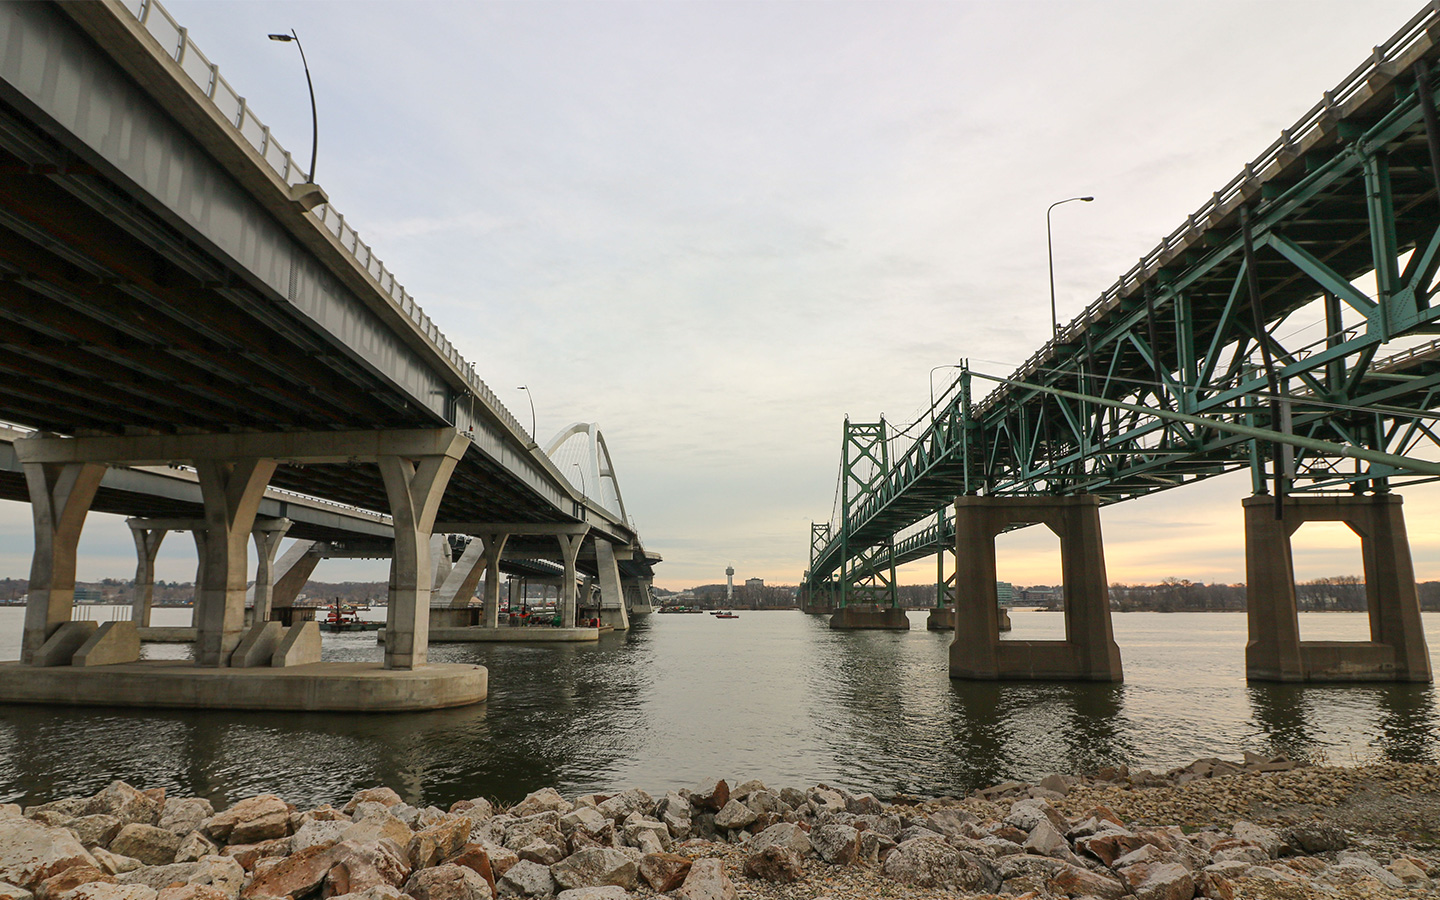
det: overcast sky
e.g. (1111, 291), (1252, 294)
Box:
(4, 0), (1439, 591)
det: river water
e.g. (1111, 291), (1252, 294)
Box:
(0, 608), (1436, 810)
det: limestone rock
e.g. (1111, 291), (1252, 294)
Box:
(34, 865), (111, 900)
(495, 860), (553, 898)
(556, 809), (607, 840)
(204, 798), (289, 846)
(553, 888), (626, 900)
(595, 790), (651, 823)
(477, 842), (518, 878)
(749, 823), (812, 858)
(547, 848), (636, 892)
(24, 801), (89, 823)
(743, 845), (803, 883)
(637, 852), (690, 892)
(341, 814), (412, 849)
(675, 859), (735, 900)
(0, 883), (30, 900)
(688, 780), (729, 812)
(450, 799), (494, 821)
(881, 838), (983, 891)
(711, 800), (755, 832)
(620, 820), (669, 855)
(1022, 819), (1072, 860)
(158, 802), (214, 840)
(508, 790), (570, 820)
(88, 850), (141, 877)
(86, 785), (159, 829)
(1125, 860), (1196, 900)
(68, 817), (122, 851)
(442, 844), (496, 898)
(514, 840), (565, 867)
(341, 790), (402, 817)
(1076, 829), (1146, 866)
(321, 841), (411, 896)
(408, 818), (471, 869)
(1232, 821), (1280, 858)
(108, 826), (179, 867)
(239, 844), (338, 900)
(923, 808), (974, 837)
(403, 864), (492, 900)
(1282, 821), (1347, 854)
(322, 887), (403, 900)
(1003, 799), (1067, 835)
(1047, 861), (1128, 899)
(63, 885), (156, 900)
(117, 857), (246, 900)
(811, 824), (859, 865)
(0, 818), (99, 889)
(155, 888), (234, 900)
(288, 821), (346, 855)
(857, 830), (896, 866)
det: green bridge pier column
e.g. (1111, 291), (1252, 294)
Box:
(949, 495), (1122, 682)
(1244, 494), (1432, 683)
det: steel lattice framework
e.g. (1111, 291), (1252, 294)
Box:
(807, 4), (1440, 599)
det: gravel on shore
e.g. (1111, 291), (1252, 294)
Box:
(2, 753), (1437, 900)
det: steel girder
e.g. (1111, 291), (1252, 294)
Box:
(808, 5), (1440, 589)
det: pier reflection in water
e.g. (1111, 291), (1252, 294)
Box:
(0, 609), (1435, 809)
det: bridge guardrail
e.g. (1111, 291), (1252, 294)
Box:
(122, 0), (537, 458)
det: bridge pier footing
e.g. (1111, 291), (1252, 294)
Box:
(1244, 494), (1432, 683)
(829, 605), (910, 629)
(949, 495), (1122, 682)
(927, 605), (1009, 632)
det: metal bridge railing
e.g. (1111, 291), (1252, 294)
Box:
(997, 1), (1440, 413)
(122, 0), (534, 448)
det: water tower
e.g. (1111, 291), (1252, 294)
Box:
(725, 566), (735, 604)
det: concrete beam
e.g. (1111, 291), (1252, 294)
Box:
(436, 522), (589, 536)
(14, 429), (471, 466)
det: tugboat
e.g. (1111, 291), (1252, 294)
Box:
(714, 611), (739, 619)
(320, 601), (382, 632)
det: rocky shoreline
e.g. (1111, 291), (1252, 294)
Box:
(1, 754), (1437, 900)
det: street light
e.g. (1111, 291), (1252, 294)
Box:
(1047, 196), (1094, 340)
(516, 386), (537, 447)
(267, 30), (318, 184)
(571, 462), (587, 502)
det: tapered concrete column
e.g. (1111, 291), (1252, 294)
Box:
(379, 450), (463, 670)
(194, 459), (278, 667)
(431, 534), (454, 594)
(557, 532), (585, 628)
(190, 529), (207, 628)
(624, 575), (655, 616)
(269, 540), (322, 612)
(595, 539), (630, 631)
(20, 459), (106, 664)
(950, 495), (1122, 682)
(1244, 494), (1431, 683)
(434, 538), (486, 608)
(249, 518), (292, 625)
(127, 520), (168, 628)
(478, 533), (509, 628)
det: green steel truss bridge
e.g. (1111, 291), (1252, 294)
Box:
(806, 4), (1440, 607)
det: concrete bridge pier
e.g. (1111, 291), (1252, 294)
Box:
(430, 537), (488, 628)
(557, 531), (585, 627)
(378, 451), (462, 670)
(595, 539), (630, 630)
(949, 495), (1122, 682)
(248, 519), (292, 626)
(19, 459), (106, 664)
(192, 459), (279, 666)
(624, 575), (655, 617)
(126, 520), (168, 628)
(1244, 494), (1432, 683)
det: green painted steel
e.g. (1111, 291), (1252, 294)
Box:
(807, 5), (1440, 595)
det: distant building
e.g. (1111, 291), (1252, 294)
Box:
(74, 587), (103, 604)
(745, 577), (763, 588)
(996, 581), (1014, 605)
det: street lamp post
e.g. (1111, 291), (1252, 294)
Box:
(572, 463), (587, 504)
(929, 363), (966, 423)
(267, 30), (318, 184)
(1046, 196), (1094, 340)
(516, 386), (537, 447)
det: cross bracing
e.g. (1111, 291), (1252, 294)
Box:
(808, 3), (1440, 592)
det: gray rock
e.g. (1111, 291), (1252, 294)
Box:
(403, 864), (492, 900)
(1282, 821), (1347, 854)
(747, 823), (811, 858)
(595, 789), (652, 823)
(1038, 774), (1070, 796)
(676, 858), (735, 900)
(290, 820), (347, 853)
(857, 830), (896, 866)
(108, 825), (179, 866)
(1003, 798), (1066, 834)
(881, 837), (985, 891)
(514, 839), (566, 866)
(23, 799), (89, 822)
(172, 833), (216, 865)
(810, 824), (860, 865)
(1125, 861), (1194, 900)
(778, 788), (806, 809)
(656, 793), (690, 842)
(547, 848), (637, 892)
(1232, 821), (1280, 858)
(895, 825), (942, 843)
(712, 800), (755, 832)
(688, 780), (730, 813)
(157, 801), (214, 840)
(509, 790), (572, 820)
(69, 816), (124, 850)
(1022, 820), (1072, 860)
(558, 808), (608, 839)
(86, 784), (160, 828)
(553, 889), (628, 900)
(743, 844), (803, 883)
(496, 860), (555, 898)
(117, 857), (245, 900)
(621, 819), (670, 854)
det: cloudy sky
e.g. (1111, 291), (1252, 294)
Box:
(4, 0), (1439, 591)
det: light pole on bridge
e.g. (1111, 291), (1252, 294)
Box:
(517, 386), (538, 448)
(1047, 195), (1094, 341)
(267, 30), (319, 185)
(929, 363), (966, 424)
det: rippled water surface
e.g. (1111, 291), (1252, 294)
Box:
(0, 608), (1436, 809)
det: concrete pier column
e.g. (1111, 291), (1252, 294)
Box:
(265, 540), (321, 615)
(625, 575), (655, 616)
(194, 459), (278, 667)
(249, 518), (292, 626)
(19, 458), (106, 664)
(595, 539), (630, 630)
(126, 520), (168, 628)
(949, 495), (1122, 682)
(1244, 494), (1431, 683)
(430, 534), (454, 595)
(378, 452), (462, 670)
(478, 533), (509, 628)
(556, 532), (585, 628)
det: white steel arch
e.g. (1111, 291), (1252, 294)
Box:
(543, 422), (629, 523)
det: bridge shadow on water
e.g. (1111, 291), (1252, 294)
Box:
(1246, 681), (1439, 766)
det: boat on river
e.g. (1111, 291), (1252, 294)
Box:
(319, 603), (382, 632)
